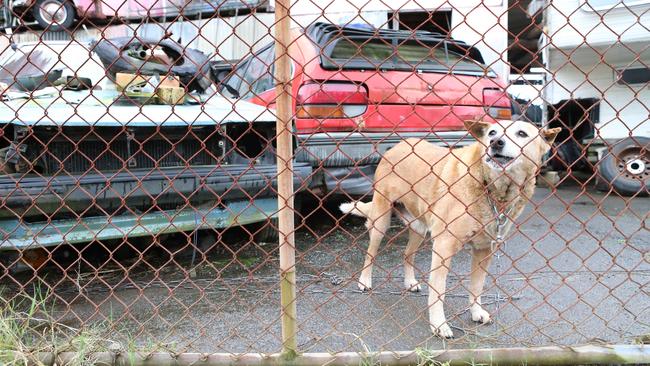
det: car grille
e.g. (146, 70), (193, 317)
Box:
(24, 127), (221, 175)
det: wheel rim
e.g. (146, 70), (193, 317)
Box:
(616, 145), (649, 181)
(39, 0), (67, 25)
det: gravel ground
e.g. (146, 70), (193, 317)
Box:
(4, 184), (649, 354)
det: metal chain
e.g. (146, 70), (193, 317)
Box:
(487, 194), (515, 323)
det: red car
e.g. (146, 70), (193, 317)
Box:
(218, 23), (511, 197)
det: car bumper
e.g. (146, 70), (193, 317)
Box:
(295, 130), (472, 166)
(296, 130), (472, 197)
(0, 163), (312, 249)
(0, 198), (278, 249)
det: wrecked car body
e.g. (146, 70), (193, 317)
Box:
(5, 0), (266, 32)
(0, 88), (311, 254)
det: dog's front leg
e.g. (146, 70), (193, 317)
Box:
(427, 235), (461, 338)
(469, 247), (493, 324)
(403, 228), (426, 292)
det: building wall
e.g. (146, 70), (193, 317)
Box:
(543, 0), (650, 139)
(544, 0), (650, 49)
(448, 1), (508, 83)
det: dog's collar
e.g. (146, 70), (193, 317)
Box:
(485, 189), (515, 217)
(482, 179), (512, 211)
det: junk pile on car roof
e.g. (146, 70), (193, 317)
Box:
(0, 36), (215, 105)
(92, 37), (212, 95)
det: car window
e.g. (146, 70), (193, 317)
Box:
(222, 44), (277, 99)
(325, 38), (485, 74)
(330, 39), (446, 67)
(240, 45), (275, 98)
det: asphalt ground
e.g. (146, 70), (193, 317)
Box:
(4, 184), (649, 354)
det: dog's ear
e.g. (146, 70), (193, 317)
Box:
(464, 120), (491, 138)
(543, 127), (562, 144)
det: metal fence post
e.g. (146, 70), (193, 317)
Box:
(273, 0), (298, 357)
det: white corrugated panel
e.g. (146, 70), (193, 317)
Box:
(546, 0), (650, 49)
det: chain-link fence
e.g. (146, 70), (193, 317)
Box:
(0, 0), (648, 364)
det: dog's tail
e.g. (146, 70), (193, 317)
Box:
(339, 201), (372, 218)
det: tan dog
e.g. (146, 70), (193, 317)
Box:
(340, 120), (561, 338)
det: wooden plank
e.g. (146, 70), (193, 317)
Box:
(273, 0), (297, 357)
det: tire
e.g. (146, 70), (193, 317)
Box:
(253, 217), (279, 243)
(32, 0), (75, 31)
(598, 137), (650, 196)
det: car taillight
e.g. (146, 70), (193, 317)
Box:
(296, 82), (368, 119)
(483, 88), (512, 120)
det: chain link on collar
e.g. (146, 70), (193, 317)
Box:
(486, 193), (515, 252)
(483, 177), (519, 327)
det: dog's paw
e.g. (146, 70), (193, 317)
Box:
(357, 277), (372, 292)
(432, 323), (454, 339)
(470, 304), (492, 324)
(404, 280), (421, 292)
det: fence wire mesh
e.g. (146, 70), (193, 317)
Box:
(0, 0), (648, 361)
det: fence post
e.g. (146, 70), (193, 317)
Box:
(273, 0), (298, 357)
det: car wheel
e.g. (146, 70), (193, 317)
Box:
(598, 137), (649, 196)
(32, 0), (75, 32)
(253, 217), (279, 243)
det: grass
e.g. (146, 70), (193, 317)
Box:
(211, 255), (258, 268)
(415, 347), (451, 366)
(0, 285), (120, 366)
(0, 283), (185, 366)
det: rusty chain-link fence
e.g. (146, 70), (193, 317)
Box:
(0, 0), (648, 364)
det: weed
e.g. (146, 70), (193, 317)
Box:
(0, 285), (122, 366)
(634, 333), (650, 345)
(414, 347), (449, 366)
(212, 255), (257, 268)
(339, 332), (379, 366)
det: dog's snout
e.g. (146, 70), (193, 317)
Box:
(490, 138), (505, 150)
